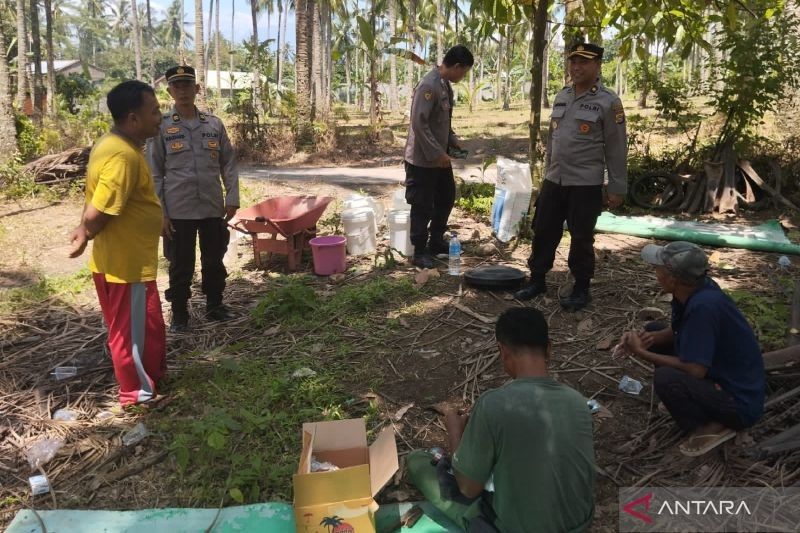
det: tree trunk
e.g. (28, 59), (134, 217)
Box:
(388, 0), (398, 112)
(43, 0), (55, 116)
(542, 20), (550, 108)
(368, 0), (378, 130)
(276, 0), (283, 105)
(194, 0), (206, 107)
(502, 25), (511, 111)
(206, 0), (214, 89)
(310, 0), (322, 118)
(495, 32), (503, 102)
(344, 50), (351, 105)
(295, 0), (313, 146)
(250, 0), (262, 115)
(17, 0), (29, 110)
(230, 0), (235, 99)
(528, 0), (548, 187)
(435, 0), (443, 64)
(638, 39), (649, 109)
(405, 0), (417, 109)
(29, 0), (43, 117)
(279, 0), (289, 102)
(0, 29), (18, 163)
(146, 0), (155, 81)
(215, 0), (221, 111)
(130, 0), (143, 79)
(179, 0), (186, 63)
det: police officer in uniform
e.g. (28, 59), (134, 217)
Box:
(404, 45), (474, 269)
(147, 65), (239, 332)
(515, 43), (627, 311)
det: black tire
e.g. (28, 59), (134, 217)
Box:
(629, 172), (685, 210)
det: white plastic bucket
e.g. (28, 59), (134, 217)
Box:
(391, 189), (410, 211)
(387, 209), (413, 257)
(342, 208), (376, 255)
(344, 195), (384, 228)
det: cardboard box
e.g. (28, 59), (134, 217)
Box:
(293, 418), (398, 533)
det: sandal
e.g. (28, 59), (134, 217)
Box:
(678, 429), (736, 457)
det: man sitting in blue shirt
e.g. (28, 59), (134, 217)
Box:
(619, 241), (765, 457)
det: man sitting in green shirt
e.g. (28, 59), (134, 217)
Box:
(407, 307), (596, 532)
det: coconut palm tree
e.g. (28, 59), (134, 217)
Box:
(295, 0), (312, 145)
(131, 0), (143, 79)
(17, 0), (28, 109)
(43, 0), (56, 115)
(194, 0), (206, 106)
(249, 0), (263, 114)
(0, 28), (18, 162)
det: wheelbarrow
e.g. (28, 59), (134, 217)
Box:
(230, 195), (334, 271)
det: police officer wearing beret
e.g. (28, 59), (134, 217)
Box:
(515, 43), (627, 311)
(404, 45), (474, 269)
(147, 65), (239, 332)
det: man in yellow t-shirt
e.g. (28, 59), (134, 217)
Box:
(69, 80), (167, 406)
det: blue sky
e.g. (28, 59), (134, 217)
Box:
(151, 0), (296, 51)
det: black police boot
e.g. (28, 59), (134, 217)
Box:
(560, 280), (591, 311)
(428, 238), (450, 257)
(169, 304), (190, 333)
(411, 246), (434, 269)
(513, 277), (547, 301)
(206, 301), (232, 321)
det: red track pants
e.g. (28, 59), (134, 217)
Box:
(93, 274), (166, 405)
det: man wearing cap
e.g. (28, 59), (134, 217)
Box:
(515, 42), (627, 310)
(404, 45), (474, 269)
(147, 65), (239, 332)
(618, 241), (765, 456)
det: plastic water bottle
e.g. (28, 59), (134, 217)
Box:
(448, 233), (461, 276)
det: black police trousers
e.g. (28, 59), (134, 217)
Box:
(163, 218), (230, 309)
(404, 162), (455, 251)
(528, 179), (603, 284)
(644, 322), (746, 433)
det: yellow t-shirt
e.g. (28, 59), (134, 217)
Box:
(87, 132), (163, 283)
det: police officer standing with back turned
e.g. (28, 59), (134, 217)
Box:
(514, 43), (627, 311)
(147, 65), (239, 332)
(404, 45), (474, 269)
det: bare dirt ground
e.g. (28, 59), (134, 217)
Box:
(2, 104), (799, 531)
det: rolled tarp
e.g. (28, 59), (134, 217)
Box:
(594, 213), (800, 255)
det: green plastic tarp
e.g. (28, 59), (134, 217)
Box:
(7, 502), (461, 532)
(594, 213), (800, 255)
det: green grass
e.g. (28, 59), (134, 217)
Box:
(726, 287), (791, 351)
(0, 268), (93, 313)
(151, 275), (421, 506)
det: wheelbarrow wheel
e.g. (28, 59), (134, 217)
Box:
(629, 172), (684, 210)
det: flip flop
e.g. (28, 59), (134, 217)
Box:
(679, 429), (736, 457)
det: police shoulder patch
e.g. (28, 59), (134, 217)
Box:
(613, 100), (625, 124)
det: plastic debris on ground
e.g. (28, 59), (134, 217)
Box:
(291, 367), (317, 379)
(587, 399), (601, 414)
(51, 366), (78, 380)
(619, 375), (644, 395)
(28, 474), (50, 496)
(122, 423), (149, 446)
(52, 409), (78, 422)
(26, 438), (65, 469)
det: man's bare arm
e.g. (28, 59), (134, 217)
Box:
(69, 204), (113, 258)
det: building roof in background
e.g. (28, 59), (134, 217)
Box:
(30, 60), (105, 74)
(155, 70), (266, 90)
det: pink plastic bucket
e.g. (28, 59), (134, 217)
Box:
(309, 236), (347, 276)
